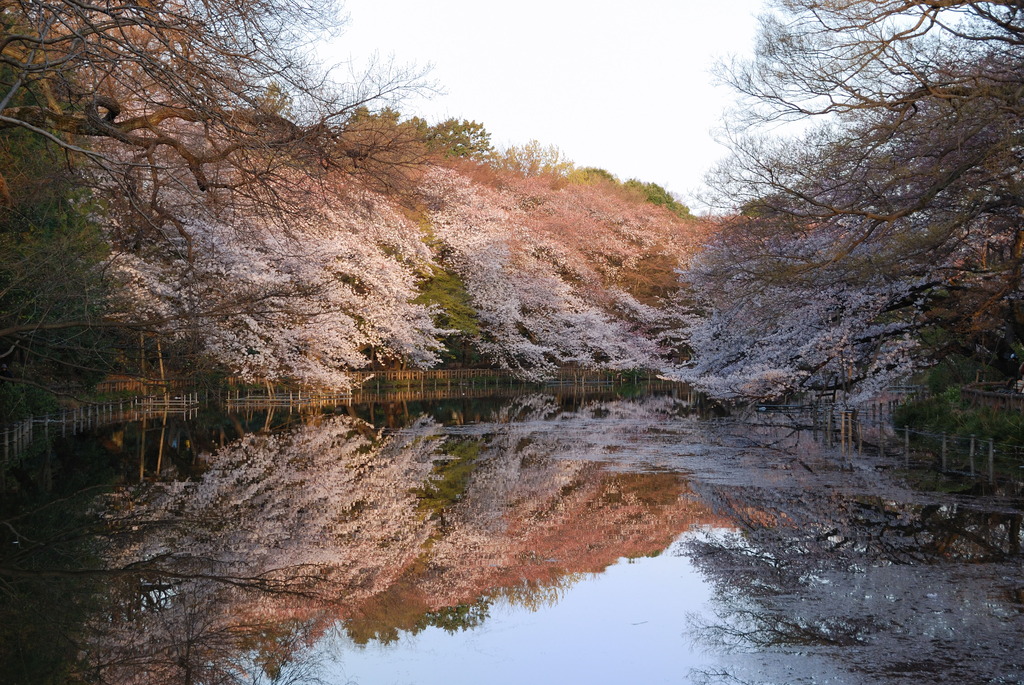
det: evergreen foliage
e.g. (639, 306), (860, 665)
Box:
(411, 438), (483, 518)
(416, 117), (494, 160)
(895, 392), (1024, 448)
(0, 109), (118, 415)
(413, 264), (483, 366)
(623, 179), (693, 218)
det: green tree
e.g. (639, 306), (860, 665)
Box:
(623, 179), (693, 218)
(0, 117), (120, 416)
(416, 118), (494, 160)
(569, 166), (619, 184)
(413, 265), (482, 367)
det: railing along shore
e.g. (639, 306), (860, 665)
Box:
(2, 370), (680, 472)
(753, 387), (1024, 490)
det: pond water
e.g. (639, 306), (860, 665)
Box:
(1, 387), (1022, 684)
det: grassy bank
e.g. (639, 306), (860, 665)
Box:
(894, 386), (1024, 447)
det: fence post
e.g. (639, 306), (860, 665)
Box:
(904, 425), (910, 466)
(826, 406), (833, 445)
(840, 412), (847, 456)
(989, 439), (995, 484)
(970, 435), (976, 476)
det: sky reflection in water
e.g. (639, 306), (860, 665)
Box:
(328, 534), (715, 685)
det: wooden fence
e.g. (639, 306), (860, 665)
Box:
(348, 367), (641, 386)
(92, 369), (659, 399)
(222, 376), (687, 410)
(756, 398), (1024, 488)
(93, 376), (192, 394)
(962, 383), (1024, 412)
(348, 368), (507, 383)
(4, 371), (677, 467)
(224, 389), (352, 409)
(1, 393), (202, 484)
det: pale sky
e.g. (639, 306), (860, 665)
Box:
(324, 1), (767, 211)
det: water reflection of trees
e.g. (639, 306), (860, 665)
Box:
(6, 393), (721, 684)
(685, 471), (1024, 684)
(10, 391), (1023, 684)
(78, 578), (330, 685)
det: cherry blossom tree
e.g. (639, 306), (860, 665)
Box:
(101, 145), (704, 386)
(679, 1), (1024, 399)
(0, 0), (437, 394)
(676, 222), (923, 402)
(418, 167), (695, 377)
(109, 178), (446, 387)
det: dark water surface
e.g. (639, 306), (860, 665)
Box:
(2, 388), (1022, 684)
